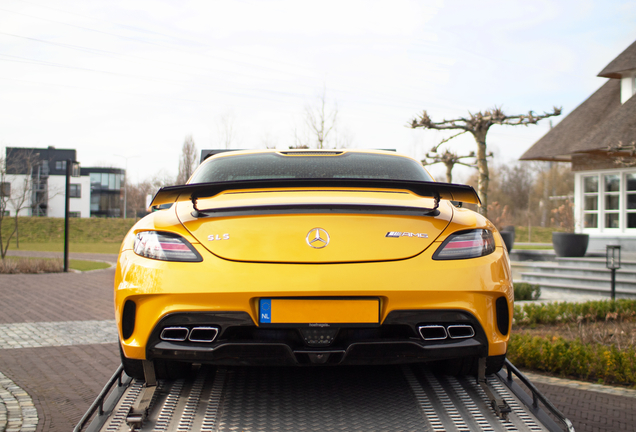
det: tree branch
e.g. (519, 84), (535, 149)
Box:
(429, 131), (469, 153)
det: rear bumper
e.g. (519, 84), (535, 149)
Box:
(144, 310), (489, 366)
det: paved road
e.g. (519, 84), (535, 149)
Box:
(0, 253), (635, 431)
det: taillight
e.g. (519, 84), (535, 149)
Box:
(133, 231), (202, 262)
(432, 229), (495, 260)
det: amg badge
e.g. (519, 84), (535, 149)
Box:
(386, 232), (429, 238)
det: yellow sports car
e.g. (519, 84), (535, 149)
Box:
(115, 149), (512, 380)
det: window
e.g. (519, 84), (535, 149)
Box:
(91, 194), (100, 212)
(0, 182), (10, 197)
(604, 174), (620, 228)
(582, 175), (598, 228)
(55, 160), (67, 171)
(68, 211), (81, 218)
(189, 152), (434, 184)
(69, 184), (81, 198)
(581, 171), (636, 231)
(628, 173), (636, 229)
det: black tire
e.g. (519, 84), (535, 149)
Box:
(120, 345), (191, 381)
(120, 345), (145, 380)
(484, 354), (506, 375)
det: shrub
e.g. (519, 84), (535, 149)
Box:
(514, 282), (541, 301)
(0, 257), (63, 274)
(514, 300), (636, 325)
(508, 333), (636, 386)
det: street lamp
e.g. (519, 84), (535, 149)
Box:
(114, 154), (139, 219)
(64, 159), (81, 272)
(606, 245), (621, 300)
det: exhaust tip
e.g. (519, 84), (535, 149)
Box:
(447, 325), (475, 339)
(188, 327), (219, 343)
(160, 327), (189, 341)
(418, 325), (448, 340)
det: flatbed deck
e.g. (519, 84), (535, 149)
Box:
(76, 361), (574, 432)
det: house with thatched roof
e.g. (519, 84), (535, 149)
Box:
(521, 40), (636, 251)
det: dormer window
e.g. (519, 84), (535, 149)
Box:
(621, 72), (636, 104)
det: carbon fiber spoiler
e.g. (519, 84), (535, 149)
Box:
(149, 178), (481, 208)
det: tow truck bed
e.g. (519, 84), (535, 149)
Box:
(75, 360), (574, 432)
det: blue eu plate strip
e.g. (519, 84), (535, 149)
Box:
(259, 299), (272, 323)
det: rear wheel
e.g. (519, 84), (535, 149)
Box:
(120, 345), (145, 380)
(120, 346), (192, 380)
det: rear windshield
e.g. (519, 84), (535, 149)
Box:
(189, 152), (434, 183)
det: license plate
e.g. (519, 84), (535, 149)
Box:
(259, 298), (380, 325)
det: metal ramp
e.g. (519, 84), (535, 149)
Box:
(77, 362), (572, 432)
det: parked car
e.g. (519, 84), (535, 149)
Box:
(115, 149), (512, 379)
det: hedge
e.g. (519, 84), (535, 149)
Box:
(508, 333), (636, 387)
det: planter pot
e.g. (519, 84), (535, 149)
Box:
(552, 232), (589, 257)
(500, 231), (514, 252)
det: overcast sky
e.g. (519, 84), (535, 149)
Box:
(1, 0), (635, 183)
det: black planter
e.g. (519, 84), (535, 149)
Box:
(552, 232), (589, 257)
(500, 231), (514, 252)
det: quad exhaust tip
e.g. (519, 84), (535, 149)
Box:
(188, 327), (219, 343)
(160, 327), (189, 341)
(418, 325), (447, 340)
(447, 324), (475, 339)
(418, 324), (475, 341)
(160, 326), (219, 343)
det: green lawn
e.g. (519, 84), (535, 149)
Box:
(513, 244), (554, 250)
(6, 242), (121, 254)
(2, 256), (112, 272)
(69, 259), (112, 271)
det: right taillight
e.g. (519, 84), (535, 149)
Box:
(432, 229), (496, 260)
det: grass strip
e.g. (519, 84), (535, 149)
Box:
(6, 242), (121, 254)
(508, 333), (636, 387)
(514, 299), (636, 325)
(513, 244), (554, 250)
(0, 256), (111, 273)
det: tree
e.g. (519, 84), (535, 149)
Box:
(215, 111), (239, 149)
(294, 88), (352, 149)
(127, 171), (177, 218)
(177, 135), (197, 185)
(1, 149), (42, 259)
(410, 106), (561, 217)
(422, 149), (479, 183)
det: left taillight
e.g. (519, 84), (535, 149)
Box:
(432, 229), (496, 260)
(133, 231), (202, 262)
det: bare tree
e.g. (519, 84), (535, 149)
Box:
(305, 89), (337, 149)
(297, 88), (352, 149)
(0, 149), (42, 258)
(410, 106), (561, 217)
(126, 180), (155, 219)
(215, 111), (239, 149)
(177, 135), (197, 185)
(422, 149), (480, 183)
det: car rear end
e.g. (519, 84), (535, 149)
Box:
(115, 150), (512, 373)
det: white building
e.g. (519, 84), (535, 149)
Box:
(2, 147), (123, 218)
(521, 39), (636, 251)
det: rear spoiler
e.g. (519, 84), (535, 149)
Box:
(150, 179), (481, 209)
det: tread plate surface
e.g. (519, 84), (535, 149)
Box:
(97, 365), (549, 432)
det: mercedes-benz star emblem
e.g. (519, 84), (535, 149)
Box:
(306, 228), (330, 249)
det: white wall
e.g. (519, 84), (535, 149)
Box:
(47, 175), (91, 218)
(621, 72), (636, 104)
(3, 174), (32, 216)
